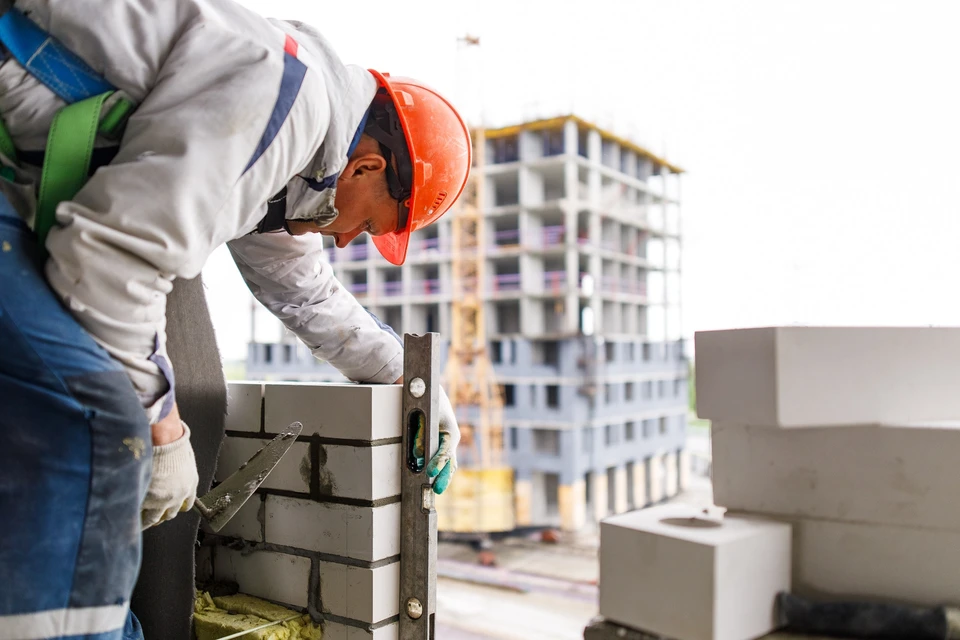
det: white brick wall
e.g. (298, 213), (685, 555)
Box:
(695, 327), (960, 427)
(225, 382), (264, 433)
(265, 497), (401, 562)
(263, 383), (402, 441)
(317, 561), (400, 624)
(209, 382), (404, 631)
(213, 547), (312, 609)
(215, 494), (263, 542)
(713, 421), (960, 531)
(216, 437), (311, 494)
(315, 443), (402, 501)
(322, 621), (399, 640)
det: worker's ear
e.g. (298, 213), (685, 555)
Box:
(345, 153), (387, 180)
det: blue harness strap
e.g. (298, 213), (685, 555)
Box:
(0, 7), (114, 103)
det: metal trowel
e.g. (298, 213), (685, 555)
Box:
(193, 421), (303, 531)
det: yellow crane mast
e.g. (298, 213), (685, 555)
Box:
(437, 43), (515, 533)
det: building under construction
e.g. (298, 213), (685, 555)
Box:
(247, 115), (689, 531)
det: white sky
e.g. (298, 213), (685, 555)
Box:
(204, 0), (960, 360)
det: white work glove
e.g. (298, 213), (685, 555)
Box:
(141, 421), (200, 529)
(416, 386), (459, 495)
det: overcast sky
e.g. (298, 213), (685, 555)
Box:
(203, 0), (960, 360)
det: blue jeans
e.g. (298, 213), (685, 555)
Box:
(0, 195), (150, 640)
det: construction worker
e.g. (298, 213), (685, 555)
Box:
(0, 0), (468, 638)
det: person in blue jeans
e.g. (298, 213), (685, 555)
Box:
(0, 0), (468, 638)
(0, 197), (151, 640)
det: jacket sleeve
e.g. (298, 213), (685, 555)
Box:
(228, 231), (404, 384)
(42, 23), (328, 423)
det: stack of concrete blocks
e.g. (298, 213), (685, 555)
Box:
(594, 326), (960, 640)
(598, 504), (792, 640)
(199, 381), (403, 640)
(697, 326), (960, 608)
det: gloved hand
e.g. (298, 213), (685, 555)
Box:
(141, 421), (199, 529)
(414, 386), (460, 495)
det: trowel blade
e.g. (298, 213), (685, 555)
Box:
(194, 421), (303, 532)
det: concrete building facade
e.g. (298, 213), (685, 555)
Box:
(247, 115), (688, 531)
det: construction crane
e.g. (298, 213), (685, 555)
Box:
(436, 34), (515, 546)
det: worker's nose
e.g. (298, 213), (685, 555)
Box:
(335, 227), (364, 248)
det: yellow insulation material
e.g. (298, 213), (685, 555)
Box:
(194, 592), (322, 640)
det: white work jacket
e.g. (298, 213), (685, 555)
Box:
(0, 0), (403, 423)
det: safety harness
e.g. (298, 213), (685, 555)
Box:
(0, 7), (134, 251)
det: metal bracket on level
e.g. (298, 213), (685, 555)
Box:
(399, 333), (440, 639)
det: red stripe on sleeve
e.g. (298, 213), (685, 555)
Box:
(284, 34), (299, 57)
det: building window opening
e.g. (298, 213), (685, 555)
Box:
(546, 385), (560, 408)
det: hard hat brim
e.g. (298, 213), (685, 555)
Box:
(372, 222), (411, 266)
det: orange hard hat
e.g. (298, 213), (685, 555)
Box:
(364, 70), (471, 266)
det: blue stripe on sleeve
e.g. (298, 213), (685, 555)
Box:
(244, 51), (307, 174)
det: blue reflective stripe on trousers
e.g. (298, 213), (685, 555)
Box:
(0, 194), (150, 640)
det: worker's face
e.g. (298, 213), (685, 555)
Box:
(286, 147), (400, 246)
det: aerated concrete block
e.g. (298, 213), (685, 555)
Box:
(790, 517), (960, 606)
(317, 561), (400, 625)
(600, 504), (791, 640)
(322, 621), (398, 640)
(215, 494), (263, 542)
(264, 496), (401, 562)
(695, 327), (960, 427)
(712, 421), (960, 531)
(215, 437), (311, 494)
(263, 383), (402, 441)
(315, 443), (401, 501)
(212, 547), (311, 609)
(226, 382), (264, 433)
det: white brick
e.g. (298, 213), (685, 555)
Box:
(264, 383), (401, 441)
(600, 504), (791, 640)
(322, 621), (398, 640)
(212, 547), (311, 609)
(791, 517), (960, 606)
(695, 327), (960, 427)
(712, 422), (960, 531)
(215, 494), (263, 542)
(265, 496), (400, 562)
(316, 444), (401, 501)
(215, 437), (311, 494)
(226, 382), (263, 433)
(318, 561), (399, 624)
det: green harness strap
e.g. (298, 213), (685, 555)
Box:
(35, 91), (114, 248)
(0, 92), (133, 249)
(0, 114), (17, 182)
(0, 116), (16, 163)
